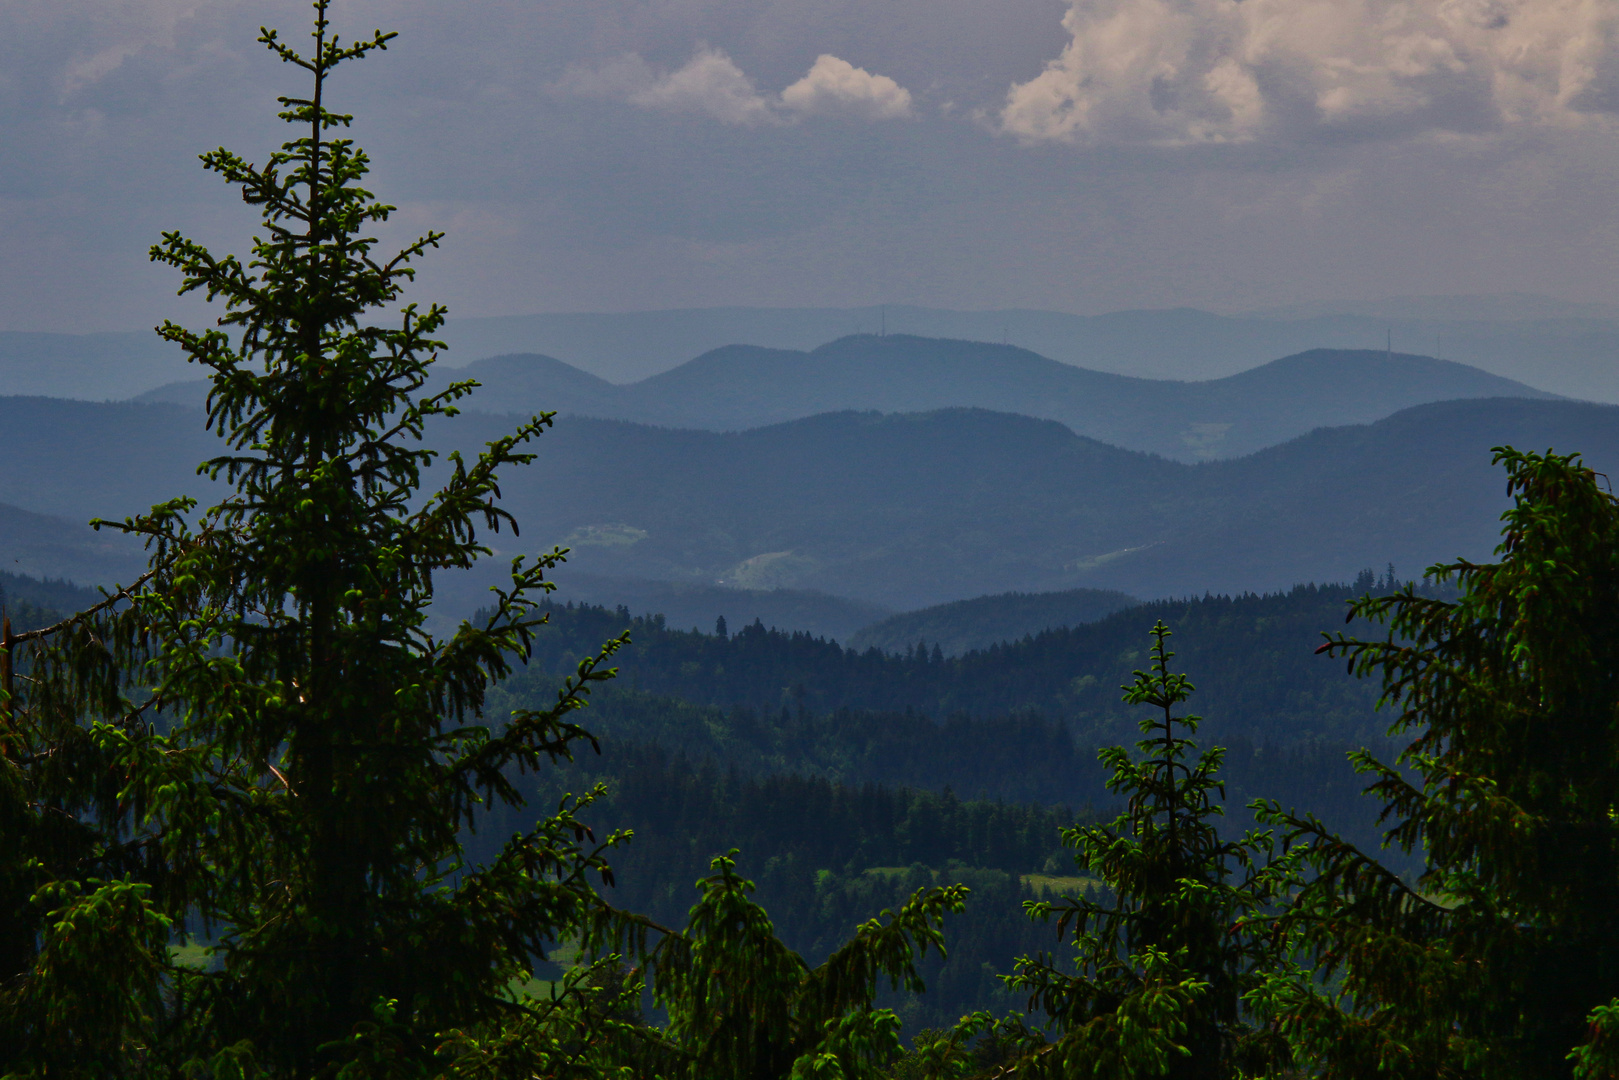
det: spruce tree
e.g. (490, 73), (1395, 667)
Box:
(655, 854), (968, 1079)
(1, 3), (636, 1073)
(1251, 447), (1619, 1080)
(950, 622), (1293, 1079)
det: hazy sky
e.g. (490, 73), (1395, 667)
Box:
(6, 0), (1619, 332)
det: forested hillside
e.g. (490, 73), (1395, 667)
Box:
(0, 571), (97, 628)
(498, 578), (1397, 746)
(468, 581), (1414, 1027)
(8, 391), (1615, 610)
(848, 587), (1135, 655)
(0, 570), (91, 632)
(471, 747), (1079, 1028)
(542, 572), (891, 641)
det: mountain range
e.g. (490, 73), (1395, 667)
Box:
(437, 397), (1617, 609)
(3, 390), (1613, 611)
(141, 336), (1557, 462)
(425, 300), (1619, 396)
(14, 296), (1619, 401)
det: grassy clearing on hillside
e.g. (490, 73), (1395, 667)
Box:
(1021, 874), (1100, 897)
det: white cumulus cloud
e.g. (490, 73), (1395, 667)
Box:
(627, 46), (781, 127)
(997, 0), (1619, 146)
(560, 47), (914, 126)
(781, 54), (914, 119)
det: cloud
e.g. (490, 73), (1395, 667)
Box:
(997, 0), (1619, 146)
(627, 46), (781, 127)
(561, 46), (913, 126)
(781, 54), (914, 119)
(555, 48), (777, 126)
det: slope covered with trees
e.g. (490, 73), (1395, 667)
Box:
(2, 393), (1616, 609)
(847, 587), (1136, 656)
(495, 580), (1391, 747)
(471, 747), (1077, 1029)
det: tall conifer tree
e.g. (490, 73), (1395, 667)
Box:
(1252, 447), (1619, 1079)
(1, 3), (635, 1073)
(951, 622), (1294, 1079)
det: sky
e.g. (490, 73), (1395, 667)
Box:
(5, 0), (1619, 333)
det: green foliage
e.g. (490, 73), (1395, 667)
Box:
(432, 957), (654, 1080)
(652, 853), (968, 1080)
(1, 879), (173, 1075)
(500, 582), (1389, 747)
(1570, 1000), (1619, 1080)
(1253, 447), (1619, 1079)
(487, 745), (1072, 1029)
(977, 623), (1294, 1079)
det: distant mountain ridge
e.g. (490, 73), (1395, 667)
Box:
(141, 335), (1560, 461)
(430, 302), (1619, 397)
(25, 298), (1619, 401)
(617, 336), (1557, 460)
(453, 397), (1614, 608)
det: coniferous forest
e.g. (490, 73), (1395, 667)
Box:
(5, 5), (1619, 1080)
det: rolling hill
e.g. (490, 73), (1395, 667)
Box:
(137, 336), (1554, 462)
(436, 337), (1559, 461)
(0, 501), (145, 585)
(3, 392), (1612, 611)
(449, 397), (1616, 609)
(429, 301), (1619, 397)
(847, 588), (1138, 656)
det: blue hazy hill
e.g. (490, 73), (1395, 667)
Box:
(136, 335), (1554, 461)
(3, 393), (1613, 611)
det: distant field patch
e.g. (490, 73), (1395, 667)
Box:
(563, 523), (648, 548)
(723, 550), (817, 590)
(1021, 873), (1099, 897)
